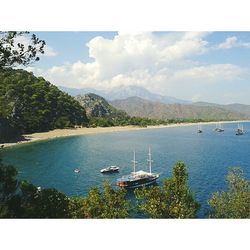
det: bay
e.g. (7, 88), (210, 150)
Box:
(2, 122), (250, 218)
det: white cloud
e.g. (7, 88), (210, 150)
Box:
(27, 32), (248, 103)
(217, 36), (250, 50)
(170, 64), (244, 82)
(218, 36), (238, 49)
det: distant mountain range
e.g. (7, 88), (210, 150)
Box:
(59, 85), (191, 104)
(110, 97), (250, 120)
(61, 85), (250, 121)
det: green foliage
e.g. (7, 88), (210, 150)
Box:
(0, 158), (18, 202)
(0, 68), (88, 142)
(0, 32), (45, 68)
(0, 158), (20, 217)
(135, 161), (200, 218)
(69, 181), (130, 218)
(208, 168), (250, 218)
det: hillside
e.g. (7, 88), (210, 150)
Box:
(110, 97), (247, 120)
(193, 102), (250, 117)
(0, 69), (88, 142)
(75, 93), (128, 118)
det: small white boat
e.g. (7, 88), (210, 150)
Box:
(74, 168), (80, 173)
(100, 166), (119, 173)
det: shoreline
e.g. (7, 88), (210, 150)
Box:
(1, 120), (249, 149)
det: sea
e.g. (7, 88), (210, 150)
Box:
(1, 122), (250, 218)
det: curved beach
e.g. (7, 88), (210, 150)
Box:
(1, 120), (248, 148)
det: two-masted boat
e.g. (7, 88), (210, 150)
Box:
(214, 122), (224, 132)
(116, 148), (160, 188)
(235, 124), (244, 135)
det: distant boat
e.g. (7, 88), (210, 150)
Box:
(100, 166), (119, 173)
(235, 124), (244, 136)
(74, 168), (80, 173)
(197, 123), (203, 133)
(116, 148), (160, 188)
(215, 122), (224, 132)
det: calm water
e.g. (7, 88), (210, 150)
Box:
(2, 122), (250, 218)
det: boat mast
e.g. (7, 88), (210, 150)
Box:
(148, 147), (153, 174)
(132, 150), (137, 173)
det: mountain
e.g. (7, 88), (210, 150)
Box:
(193, 102), (250, 117)
(59, 86), (104, 97)
(110, 97), (247, 120)
(59, 85), (191, 104)
(0, 68), (88, 142)
(75, 93), (128, 118)
(105, 85), (191, 104)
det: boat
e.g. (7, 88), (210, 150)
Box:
(116, 148), (160, 188)
(100, 166), (119, 173)
(235, 124), (244, 135)
(215, 122), (224, 132)
(197, 123), (203, 133)
(74, 168), (80, 173)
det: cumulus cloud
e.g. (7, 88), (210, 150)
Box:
(27, 32), (247, 102)
(217, 36), (250, 49)
(218, 36), (238, 49)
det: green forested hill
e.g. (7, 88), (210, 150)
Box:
(0, 68), (88, 142)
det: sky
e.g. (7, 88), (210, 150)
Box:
(25, 31), (250, 105)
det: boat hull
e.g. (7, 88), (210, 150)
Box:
(117, 176), (159, 188)
(101, 169), (119, 173)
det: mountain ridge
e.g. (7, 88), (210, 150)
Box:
(110, 96), (249, 120)
(59, 85), (191, 104)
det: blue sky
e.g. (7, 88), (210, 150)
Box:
(27, 31), (250, 104)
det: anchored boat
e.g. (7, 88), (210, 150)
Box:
(116, 148), (160, 188)
(197, 123), (203, 133)
(214, 122), (224, 132)
(235, 123), (244, 136)
(100, 166), (119, 173)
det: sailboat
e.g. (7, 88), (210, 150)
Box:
(197, 123), (202, 133)
(116, 148), (160, 188)
(216, 122), (224, 132)
(214, 123), (219, 132)
(235, 123), (244, 135)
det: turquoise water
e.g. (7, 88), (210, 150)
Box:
(2, 122), (250, 218)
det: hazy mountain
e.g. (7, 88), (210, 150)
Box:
(193, 102), (250, 117)
(59, 86), (104, 97)
(105, 85), (191, 104)
(110, 97), (247, 120)
(59, 85), (191, 104)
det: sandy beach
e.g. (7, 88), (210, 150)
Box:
(1, 120), (248, 148)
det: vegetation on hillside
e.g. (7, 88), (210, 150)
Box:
(208, 168), (250, 218)
(0, 68), (88, 142)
